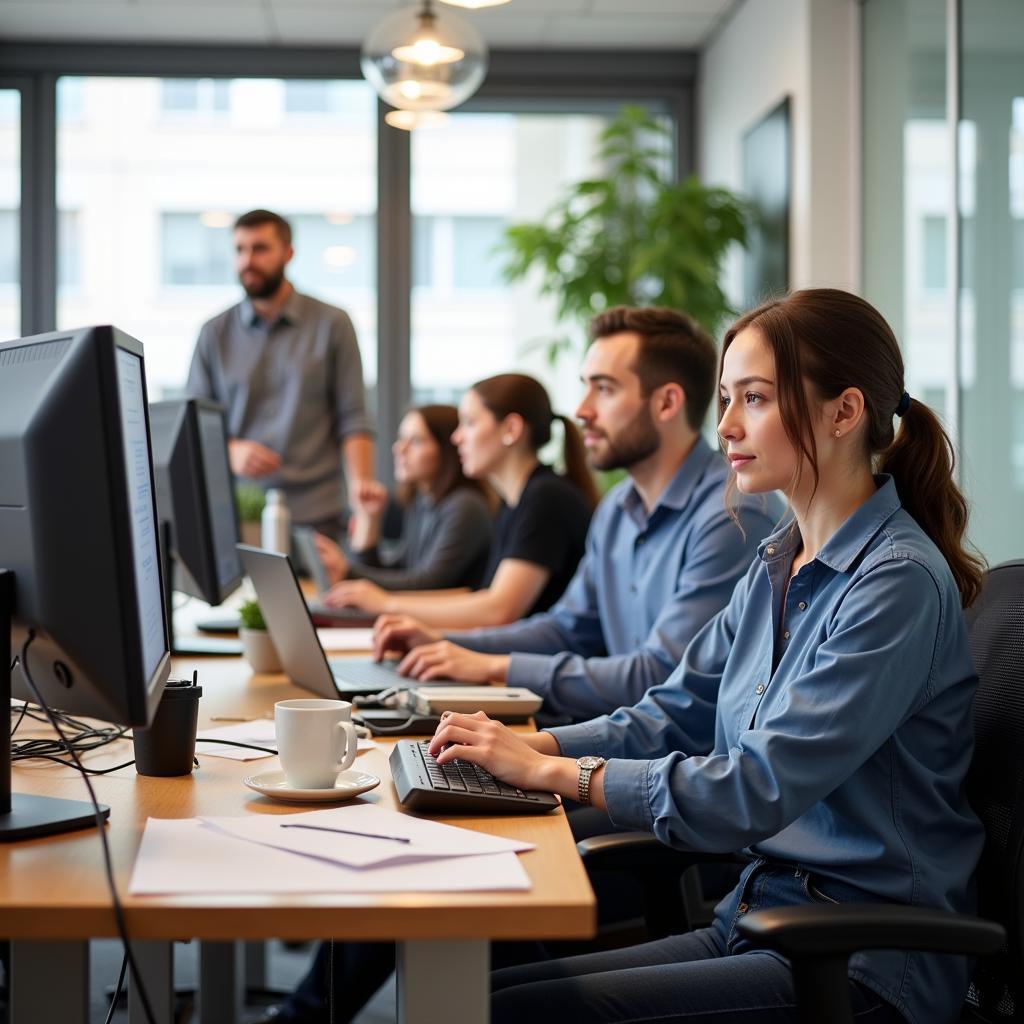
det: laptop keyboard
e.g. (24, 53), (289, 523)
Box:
(329, 658), (401, 691)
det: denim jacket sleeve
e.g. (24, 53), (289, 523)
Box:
(599, 556), (946, 849)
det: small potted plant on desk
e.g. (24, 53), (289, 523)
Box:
(238, 598), (281, 674)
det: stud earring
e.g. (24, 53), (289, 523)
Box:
(833, 429), (841, 439)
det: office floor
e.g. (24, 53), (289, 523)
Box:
(89, 938), (396, 1024)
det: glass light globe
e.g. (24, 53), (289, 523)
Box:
(384, 109), (451, 131)
(361, 0), (488, 112)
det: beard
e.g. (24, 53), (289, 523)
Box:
(587, 404), (660, 471)
(240, 266), (286, 299)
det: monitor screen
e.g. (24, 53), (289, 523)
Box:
(114, 348), (166, 683)
(197, 405), (242, 593)
(149, 398), (242, 608)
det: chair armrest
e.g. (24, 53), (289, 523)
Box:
(577, 831), (740, 871)
(736, 903), (1005, 959)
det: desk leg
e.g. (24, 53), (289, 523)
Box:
(199, 940), (244, 1022)
(244, 939), (268, 989)
(9, 940), (88, 1024)
(128, 940), (173, 1024)
(397, 939), (489, 1024)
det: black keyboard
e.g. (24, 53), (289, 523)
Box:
(390, 741), (560, 815)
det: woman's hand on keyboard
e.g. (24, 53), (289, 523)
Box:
(428, 711), (569, 793)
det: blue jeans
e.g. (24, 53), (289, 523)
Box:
(491, 858), (907, 1024)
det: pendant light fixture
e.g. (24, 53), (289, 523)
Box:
(361, 0), (488, 127)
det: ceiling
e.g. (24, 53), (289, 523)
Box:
(0, 0), (737, 50)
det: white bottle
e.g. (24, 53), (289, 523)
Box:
(261, 489), (291, 554)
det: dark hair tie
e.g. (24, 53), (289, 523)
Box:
(895, 391), (911, 417)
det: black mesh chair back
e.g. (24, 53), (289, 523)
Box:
(964, 561), (1024, 1020)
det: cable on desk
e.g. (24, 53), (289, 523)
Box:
(18, 630), (159, 1024)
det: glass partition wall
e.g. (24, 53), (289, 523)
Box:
(862, 0), (1024, 565)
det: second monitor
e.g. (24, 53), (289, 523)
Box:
(150, 397), (244, 655)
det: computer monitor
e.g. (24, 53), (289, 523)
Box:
(149, 398), (244, 655)
(0, 325), (171, 839)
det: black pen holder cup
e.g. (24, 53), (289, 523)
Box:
(133, 680), (203, 777)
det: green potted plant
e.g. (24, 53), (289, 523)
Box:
(499, 104), (754, 362)
(235, 484), (265, 549)
(238, 598), (281, 674)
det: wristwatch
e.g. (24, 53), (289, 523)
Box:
(576, 755), (607, 806)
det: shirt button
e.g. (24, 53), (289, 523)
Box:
(737, 902), (749, 913)
(798, 601), (807, 610)
(755, 683), (765, 695)
(783, 630), (790, 640)
(766, 545), (776, 556)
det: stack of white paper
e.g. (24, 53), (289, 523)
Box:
(130, 804), (533, 894)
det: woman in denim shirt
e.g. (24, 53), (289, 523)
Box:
(430, 289), (986, 1024)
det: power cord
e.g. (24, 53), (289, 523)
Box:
(102, 952), (128, 1024)
(18, 630), (159, 1024)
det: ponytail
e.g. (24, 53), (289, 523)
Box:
(878, 399), (985, 607)
(557, 414), (600, 510)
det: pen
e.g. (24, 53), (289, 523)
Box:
(279, 823), (411, 844)
(210, 716), (249, 722)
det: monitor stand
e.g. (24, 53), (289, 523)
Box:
(0, 569), (110, 841)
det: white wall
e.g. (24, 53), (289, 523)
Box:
(699, 0), (861, 307)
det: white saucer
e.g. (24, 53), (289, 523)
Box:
(243, 769), (380, 803)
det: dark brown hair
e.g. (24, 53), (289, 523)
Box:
(721, 288), (984, 607)
(234, 209), (292, 247)
(397, 404), (484, 506)
(471, 373), (599, 509)
(589, 305), (717, 430)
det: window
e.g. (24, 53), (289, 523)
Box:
(452, 216), (506, 289)
(160, 78), (231, 115)
(57, 76), (378, 396)
(161, 213), (234, 286)
(0, 209), (16, 284)
(921, 215), (945, 290)
(289, 213), (375, 292)
(0, 89), (19, 340)
(410, 111), (654, 413)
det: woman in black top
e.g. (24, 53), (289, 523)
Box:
(325, 372), (596, 626)
(314, 404), (492, 593)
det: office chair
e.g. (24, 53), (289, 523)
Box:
(736, 559), (1023, 1023)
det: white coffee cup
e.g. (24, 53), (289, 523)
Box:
(274, 698), (359, 789)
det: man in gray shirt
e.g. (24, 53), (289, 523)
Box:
(186, 209), (375, 537)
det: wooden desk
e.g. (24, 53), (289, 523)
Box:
(0, 656), (595, 1024)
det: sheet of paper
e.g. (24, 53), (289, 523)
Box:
(200, 803), (534, 868)
(129, 817), (530, 894)
(194, 720), (376, 761)
(316, 628), (375, 651)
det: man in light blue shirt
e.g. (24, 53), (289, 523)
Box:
(375, 306), (781, 722)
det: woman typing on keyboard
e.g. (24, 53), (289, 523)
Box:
(427, 290), (986, 1024)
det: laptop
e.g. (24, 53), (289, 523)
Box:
(238, 544), (442, 699)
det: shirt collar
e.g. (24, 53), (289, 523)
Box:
(757, 474), (903, 572)
(618, 435), (715, 518)
(240, 288), (302, 328)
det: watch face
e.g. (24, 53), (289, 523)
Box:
(578, 756), (603, 770)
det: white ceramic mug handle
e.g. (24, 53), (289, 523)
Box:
(335, 721), (358, 771)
